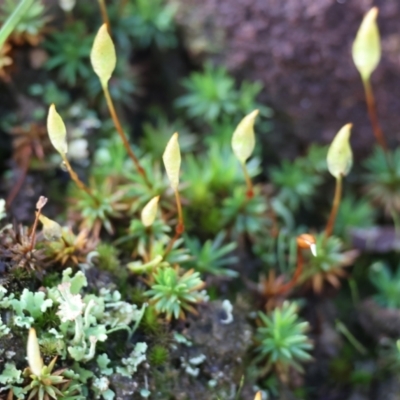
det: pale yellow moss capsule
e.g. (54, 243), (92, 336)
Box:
(231, 109), (259, 164)
(141, 196), (160, 227)
(254, 392), (262, 400)
(163, 132), (181, 190)
(47, 104), (68, 156)
(327, 123), (353, 179)
(90, 24), (116, 87)
(39, 214), (63, 241)
(352, 7), (381, 81)
(27, 328), (43, 377)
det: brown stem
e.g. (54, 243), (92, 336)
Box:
(102, 84), (150, 187)
(119, 0), (129, 14)
(325, 176), (342, 238)
(276, 246), (303, 295)
(62, 156), (92, 197)
(363, 78), (387, 151)
(174, 189), (184, 232)
(29, 211), (41, 250)
(29, 196), (48, 251)
(241, 163), (254, 199)
(163, 189), (185, 258)
(97, 0), (111, 33)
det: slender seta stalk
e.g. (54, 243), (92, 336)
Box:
(164, 189), (185, 257)
(362, 78), (387, 151)
(241, 163), (254, 199)
(97, 0), (111, 33)
(102, 83), (150, 187)
(0, 0), (34, 49)
(174, 189), (184, 235)
(325, 175), (342, 238)
(276, 234), (316, 295)
(29, 196), (47, 250)
(61, 155), (93, 198)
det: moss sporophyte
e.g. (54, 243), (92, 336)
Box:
(2, 0), (400, 397)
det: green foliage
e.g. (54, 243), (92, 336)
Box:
(0, 269), (147, 398)
(145, 265), (206, 320)
(85, 56), (141, 108)
(379, 339), (400, 372)
(140, 112), (197, 160)
(364, 146), (400, 214)
(334, 195), (376, 240)
(116, 0), (178, 49)
(123, 220), (190, 266)
(304, 144), (329, 174)
(23, 356), (78, 400)
(176, 62), (269, 124)
(369, 262), (400, 309)
(44, 21), (94, 86)
(149, 344), (169, 367)
(124, 154), (169, 210)
(95, 243), (120, 272)
(253, 228), (299, 271)
(9, 288), (53, 328)
(184, 144), (259, 200)
(69, 177), (130, 235)
(132, 0), (177, 48)
(271, 158), (322, 212)
(0, 363), (24, 398)
(183, 143), (261, 234)
(184, 232), (238, 277)
(28, 82), (71, 117)
(0, 0), (48, 45)
(221, 187), (271, 238)
(256, 302), (313, 374)
(300, 233), (355, 292)
(93, 135), (131, 178)
(1, 2), (390, 395)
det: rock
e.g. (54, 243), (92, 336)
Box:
(174, 0), (400, 158)
(152, 300), (253, 399)
(358, 298), (400, 340)
(374, 375), (400, 400)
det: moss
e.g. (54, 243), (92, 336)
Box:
(149, 344), (169, 367)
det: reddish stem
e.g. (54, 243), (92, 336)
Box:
(163, 189), (185, 258)
(98, 0), (111, 33)
(363, 79), (387, 151)
(102, 85), (150, 188)
(325, 176), (342, 239)
(276, 246), (303, 295)
(241, 163), (254, 199)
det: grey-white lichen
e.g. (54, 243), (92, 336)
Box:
(0, 268), (147, 399)
(220, 299), (234, 324)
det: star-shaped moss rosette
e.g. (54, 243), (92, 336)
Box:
(299, 233), (359, 293)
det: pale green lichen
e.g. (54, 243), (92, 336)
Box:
(0, 268), (148, 398)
